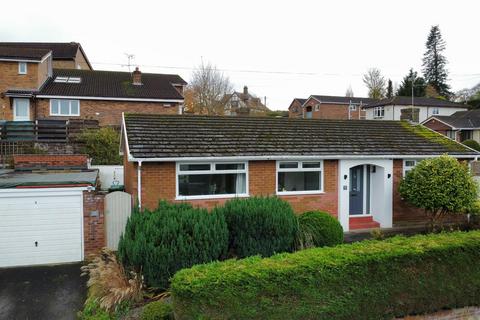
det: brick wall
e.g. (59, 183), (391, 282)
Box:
(422, 118), (458, 141)
(288, 100), (303, 118)
(303, 97), (366, 120)
(83, 191), (105, 256)
(132, 159), (339, 216)
(52, 48), (91, 70)
(36, 98), (180, 126)
(13, 154), (88, 170)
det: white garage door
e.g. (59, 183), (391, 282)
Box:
(0, 188), (84, 268)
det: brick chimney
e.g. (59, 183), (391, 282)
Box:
(243, 86), (248, 95)
(132, 67), (142, 85)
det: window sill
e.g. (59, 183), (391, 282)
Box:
(277, 191), (325, 196)
(175, 194), (249, 201)
(50, 114), (80, 117)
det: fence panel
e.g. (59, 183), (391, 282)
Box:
(105, 191), (132, 250)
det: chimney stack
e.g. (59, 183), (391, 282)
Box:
(243, 86), (248, 95)
(132, 67), (142, 85)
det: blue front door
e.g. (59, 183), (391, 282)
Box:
(349, 165), (364, 215)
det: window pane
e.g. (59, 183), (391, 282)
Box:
(302, 162), (321, 168)
(179, 164), (210, 171)
(279, 162), (298, 169)
(215, 163), (245, 170)
(60, 100), (69, 115)
(14, 99), (29, 116)
(178, 173), (246, 196)
(278, 171), (320, 192)
(51, 100), (59, 114)
(70, 100), (79, 115)
(405, 160), (416, 167)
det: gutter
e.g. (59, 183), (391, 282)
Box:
(137, 161), (142, 209)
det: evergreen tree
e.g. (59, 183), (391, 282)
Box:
(386, 79), (393, 99)
(396, 69), (427, 97)
(422, 25), (451, 98)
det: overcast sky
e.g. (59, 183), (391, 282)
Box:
(1, 0), (478, 109)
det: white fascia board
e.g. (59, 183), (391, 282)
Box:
(127, 154), (478, 163)
(0, 186), (92, 196)
(35, 95), (184, 103)
(0, 52), (51, 63)
(420, 116), (457, 129)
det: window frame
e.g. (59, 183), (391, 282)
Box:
(18, 62), (27, 75)
(373, 106), (385, 118)
(50, 99), (80, 116)
(349, 104), (357, 111)
(432, 107), (439, 115)
(403, 159), (420, 177)
(175, 161), (249, 200)
(276, 160), (324, 195)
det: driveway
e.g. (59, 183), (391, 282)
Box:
(0, 263), (86, 320)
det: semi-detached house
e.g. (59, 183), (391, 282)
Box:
(121, 114), (478, 232)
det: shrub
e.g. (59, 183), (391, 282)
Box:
(141, 300), (174, 320)
(171, 231), (480, 320)
(297, 211), (343, 249)
(80, 248), (143, 312)
(80, 127), (122, 165)
(118, 201), (228, 290)
(399, 155), (478, 229)
(462, 139), (480, 151)
(213, 196), (298, 258)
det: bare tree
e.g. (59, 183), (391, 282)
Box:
(345, 85), (354, 97)
(189, 61), (233, 115)
(363, 68), (386, 99)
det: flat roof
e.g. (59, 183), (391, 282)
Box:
(0, 170), (98, 189)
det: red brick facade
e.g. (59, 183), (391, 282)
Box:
(13, 154), (88, 169)
(83, 191), (105, 256)
(422, 118), (458, 141)
(303, 97), (366, 120)
(288, 99), (304, 118)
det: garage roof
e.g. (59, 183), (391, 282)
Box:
(0, 170), (98, 188)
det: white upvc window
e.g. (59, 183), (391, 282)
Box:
(432, 107), (439, 115)
(349, 104), (357, 111)
(373, 107), (385, 118)
(314, 104), (320, 111)
(176, 162), (248, 200)
(446, 130), (456, 140)
(403, 159), (420, 177)
(18, 62), (27, 74)
(277, 160), (323, 195)
(50, 99), (80, 116)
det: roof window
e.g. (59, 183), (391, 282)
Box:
(54, 76), (81, 83)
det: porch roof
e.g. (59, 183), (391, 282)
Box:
(123, 114), (479, 160)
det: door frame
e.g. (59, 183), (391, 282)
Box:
(13, 98), (31, 121)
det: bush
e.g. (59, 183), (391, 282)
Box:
(118, 201), (228, 290)
(213, 196), (298, 258)
(297, 211), (343, 249)
(141, 300), (174, 320)
(462, 139), (480, 151)
(171, 231), (480, 320)
(80, 127), (122, 165)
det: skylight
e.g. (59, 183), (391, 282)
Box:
(54, 76), (81, 83)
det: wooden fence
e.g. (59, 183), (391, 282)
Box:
(0, 119), (99, 142)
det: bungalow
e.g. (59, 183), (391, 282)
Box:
(121, 114), (478, 232)
(422, 109), (480, 143)
(288, 98), (306, 118)
(364, 96), (468, 123)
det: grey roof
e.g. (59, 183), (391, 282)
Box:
(38, 69), (186, 100)
(0, 46), (51, 61)
(365, 96), (468, 109)
(427, 109), (480, 129)
(124, 114), (478, 159)
(0, 170), (98, 189)
(311, 95), (376, 105)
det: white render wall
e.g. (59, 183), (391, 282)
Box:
(365, 105), (467, 123)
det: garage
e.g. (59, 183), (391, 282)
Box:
(0, 188), (85, 268)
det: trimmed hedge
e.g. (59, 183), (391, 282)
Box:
(297, 211), (343, 248)
(462, 139), (480, 151)
(118, 201), (228, 290)
(213, 196), (299, 258)
(171, 231), (480, 320)
(141, 301), (174, 320)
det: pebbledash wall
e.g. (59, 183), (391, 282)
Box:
(124, 156), (422, 223)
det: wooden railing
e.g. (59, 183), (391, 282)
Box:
(0, 119), (99, 142)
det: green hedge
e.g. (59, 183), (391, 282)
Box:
(297, 211), (343, 248)
(141, 300), (174, 320)
(118, 201), (228, 290)
(171, 231), (480, 320)
(213, 196), (299, 258)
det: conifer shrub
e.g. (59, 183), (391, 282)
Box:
(297, 211), (343, 249)
(213, 196), (298, 258)
(118, 201), (228, 290)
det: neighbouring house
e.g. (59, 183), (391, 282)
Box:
(288, 98), (306, 118)
(0, 42), (93, 70)
(422, 109), (480, 142)
(364, 96), (468, 123)
(223, 86), (270, 116)
(291, 95), (376, 120)
(0, 154), (105, 268)
(0, 43), (186, 126)
(121, 114), (478, 232)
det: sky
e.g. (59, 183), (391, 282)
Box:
(1, 0), (478, 110)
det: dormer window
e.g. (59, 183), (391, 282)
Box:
(54, 76), (81, 83)
(18, 62), (27, 75)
